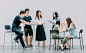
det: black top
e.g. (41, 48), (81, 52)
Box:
(12, 15), (22, 29)
(23, 15), (32, 29)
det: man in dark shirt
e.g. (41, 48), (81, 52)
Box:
(12, 10), (30, 49)
(23, 8), (33, 47)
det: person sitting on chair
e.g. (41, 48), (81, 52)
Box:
(63, 17), (77, 50)
(52, 20), (68, 51)
(12, 10), (34, 49)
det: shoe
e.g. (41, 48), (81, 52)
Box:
(51, 44), (55, 46)
(59, 46), (61, 49)
(14, 38), (19, 43)
(64, 46), (70, 50)
(28, 44), (33, 47)
(23, 46), (29, 49)
(38, 45), (41, 47)
(43, 45), (47, 47)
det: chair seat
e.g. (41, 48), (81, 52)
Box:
(51, 38), (64, 39)
(70, 37), (80, 39)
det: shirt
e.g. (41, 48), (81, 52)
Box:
(23, 15), (32, 29)
(53, 17), (60, 26)
(69, 23), (77, 37)
(53, 25), (60, 30)
(12, 15), (22, 29)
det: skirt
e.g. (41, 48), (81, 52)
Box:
(36, 25), (46, 41)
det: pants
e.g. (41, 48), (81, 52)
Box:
(12, 28), (25, 47)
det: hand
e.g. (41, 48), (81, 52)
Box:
(43, 22), (46, 24)
(23, 24), (25, 27)
(50, 22), (52, 23)
(26, 22), (29, 25)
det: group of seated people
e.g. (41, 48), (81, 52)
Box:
(11, 8), (77, 51)
(50, 12), (77, 51)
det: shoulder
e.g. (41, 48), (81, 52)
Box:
(70, 23), (74, 27)
(57, 17), (60, 20)
(28, 15), (32, 19)
(15, 15), (20, 18)
(15, 15), (20, 19)
(55, 25), (59, 28)
(28, 15), (31, 17)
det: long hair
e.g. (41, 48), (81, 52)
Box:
(66, 17), (76, 29)
(35, 10), (42, 20)
(53, 12), (59, 20)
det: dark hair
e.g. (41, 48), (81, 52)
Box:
(35, 10), (42, 20)
(66, 17), (76, 29)
(53, 12), (59, 20)
(20, 10), (25, 15)
(56, 20), (60, 26)
(25, 8), (29, 12)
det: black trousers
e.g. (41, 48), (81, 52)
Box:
(12, 28), (25, 47)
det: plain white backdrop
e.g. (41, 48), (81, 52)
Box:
(0, 0), (86, 46)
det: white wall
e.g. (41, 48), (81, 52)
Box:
(0, 0), (86, 45)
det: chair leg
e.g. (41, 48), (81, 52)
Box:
(49, 39), (51, 50)
(15, 35), (16, 47)
(80, 38), (82, 50)
(11, 32), (13, 50)
(55, 39), (56, 50)
(70, 39), (71, 49)
(72, 39), (73, 49)
(82, 38), (84, 49)
(3, 32), (6, 50)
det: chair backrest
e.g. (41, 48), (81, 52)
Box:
(5, 25), (11, 30)
(79, 29), (83, 38)
(50, 30), (59, 34)
(79, 29), (83, 33)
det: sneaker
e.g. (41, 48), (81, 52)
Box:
(23, 46), (28, 49)
(14, 38), (19, 43)
(28, 44), (33, 47)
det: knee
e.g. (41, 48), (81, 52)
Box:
(66, 36), (70, 40)
(30, 36), (33, 38)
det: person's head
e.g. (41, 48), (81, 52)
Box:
(56, 20), (60, 26)
(19, 10), (25, 17)
(53, 12), (59, 20)
(25, 8), (29, 15)
(36, 10), (42, 20)
(66, 17), (76, 28)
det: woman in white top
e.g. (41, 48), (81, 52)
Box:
(35, 10), (47, 47)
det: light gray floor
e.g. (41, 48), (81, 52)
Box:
(1, 45), (85, 53)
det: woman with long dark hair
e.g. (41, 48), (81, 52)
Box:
(50, 12), (61, 46)
(35, 10), (47, 47)
(64, 17), (77, 50)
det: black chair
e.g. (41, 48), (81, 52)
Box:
(70, 29), (84, 50)
(49, 30), (63, 51)
(3, 25), (21, 50)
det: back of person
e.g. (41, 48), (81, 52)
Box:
(69, 23), (77, 37)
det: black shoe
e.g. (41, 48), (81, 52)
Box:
(59, 46), (61, 49)
(14, 38), (19, 43)
(23, 46), (29, 49)
(61, 48), (64, 51)
(64, 46), (70, 50)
